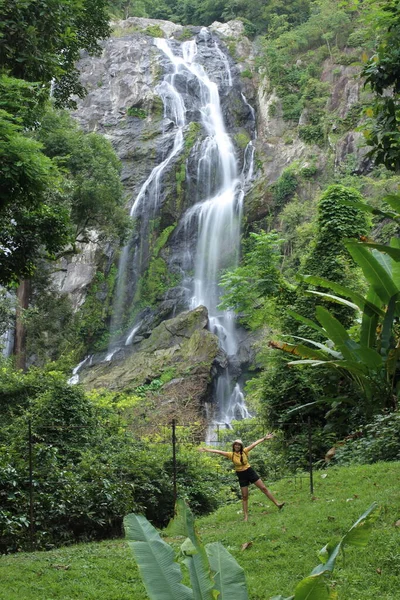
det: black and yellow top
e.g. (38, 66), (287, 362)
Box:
(226, 448), (251, 471)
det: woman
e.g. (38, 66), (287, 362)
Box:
(199, 434), (285, 521)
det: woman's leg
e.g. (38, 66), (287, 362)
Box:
(241, 486), (249, 521)
(254, 478), (285, 509)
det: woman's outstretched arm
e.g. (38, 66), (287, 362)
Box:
(246, 433), (275, 452)
(198, 447), (230, 458)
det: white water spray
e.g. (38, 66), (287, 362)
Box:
(156, 33), (255, 427)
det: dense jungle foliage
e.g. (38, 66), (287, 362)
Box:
(1, 0), (400, 554)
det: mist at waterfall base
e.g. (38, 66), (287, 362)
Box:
(71, 29), (255, 432)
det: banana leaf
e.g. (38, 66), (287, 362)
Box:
(206, 542), (249, 600)
(345, 242), (399, 303)
(306, 291), (360, 312)
(380, 294), (398, 357)
(337, 198), (399, 221)
(269, 340), (328, 360)
(282, 335), (342, 359)
(315, 307), (359, 361)
(386, 346), (400, 377)
(390, 237), (400, 289)
(360, 306), (379, 349)
(286, 309), (327, 335)
(382, 194), (400, 213)
(341, 502), (380, 547)
(359, 242), (400, 263)
(303, 275), (384, 316)
(287, 359), (327, 366)
(124, 513), (193, 600)
(352, 347), (383, 370)
(293, 574), (331, 600)
(372, 248), (393, 277)
(312, 503), (379, 575)
(166, 500), (216, 600)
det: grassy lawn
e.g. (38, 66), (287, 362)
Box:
(1, 462), (399, 599)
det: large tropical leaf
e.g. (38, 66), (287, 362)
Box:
(315, 306), (359, 361)
(124, 513), (193, 600)
(287, 359), (328, 366)
(281, 336), (338, 360)
(293, 574), (331, 600)
(341, 502), (380, 547)
(283, 335), (342, 359)
(166, 500), (215, 600)
(360, 242), (400, 263)
(306, 291), (360, 312)
(182, 554), (217, 600)
(352, 347), (383, 370)
(390, 237), (400, 289)
(269, 340), (327, 360)
(382, 193), (400, 213)
(206, 542), (249, 600)
(286, 309), (327, 335)
(312, 503), (379, 576)
(372, 248), (393, 277)
(337, 198), (399, 221)
(303, 275), (384, 317)
(386, 346), (400, 378)
(360, 287), (382, 348)
(380, 294), (398, 356)
(271, 505), (378, 600)
(345, 242), (399, 303)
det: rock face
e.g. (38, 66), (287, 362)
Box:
(80, 305), (220, 424)
(69, 20), (258, 421)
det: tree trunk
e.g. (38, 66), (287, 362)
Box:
(14, 279), (31, 371)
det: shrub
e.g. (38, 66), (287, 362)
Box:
(272, 169), (298, 206)
(144, 25), (164, 38)
(333, 411), (400, 465)
(127, 106), (147, 118)
(0, 367), (231, 552)
(298, 124), (325, 144)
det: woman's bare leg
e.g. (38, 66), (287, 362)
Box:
(254, 479), (285, 509)
(241, 486), (249, 521)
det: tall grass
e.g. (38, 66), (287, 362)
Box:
(1, 462), (399, 599)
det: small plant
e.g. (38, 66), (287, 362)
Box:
(298, 124), (325, 145)
(144, 25), (164, 38)
(127, 106), (147, 119)
(178, 27), (193, 41)
(300, 165), (318, 178)
(125, 499), (379, 600)
(272, 169), (298, 206)
(240, 69), (253, 79)
(269, 100), (278, 117)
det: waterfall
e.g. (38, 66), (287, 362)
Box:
(155, 30), (255, 429)
(73, 28), (256, 427)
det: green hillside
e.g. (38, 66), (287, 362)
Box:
(1, 462), (399, 600)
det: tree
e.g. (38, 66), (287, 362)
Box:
(218, 231), (283, 329)
(362, 0), (400, 171)
(0, 109), (70, 285)
(36, 109), (129, 247)
(0, 0), (111, 108)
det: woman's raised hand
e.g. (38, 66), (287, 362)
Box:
(264, 433), (275, 440)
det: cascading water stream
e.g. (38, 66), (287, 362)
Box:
(70, 29), (255, 429)
(154, 30), (254, 428)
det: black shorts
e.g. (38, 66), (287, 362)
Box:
(236, 467), (260, 488)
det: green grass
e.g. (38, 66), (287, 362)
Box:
(1, 462), (399, 599)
